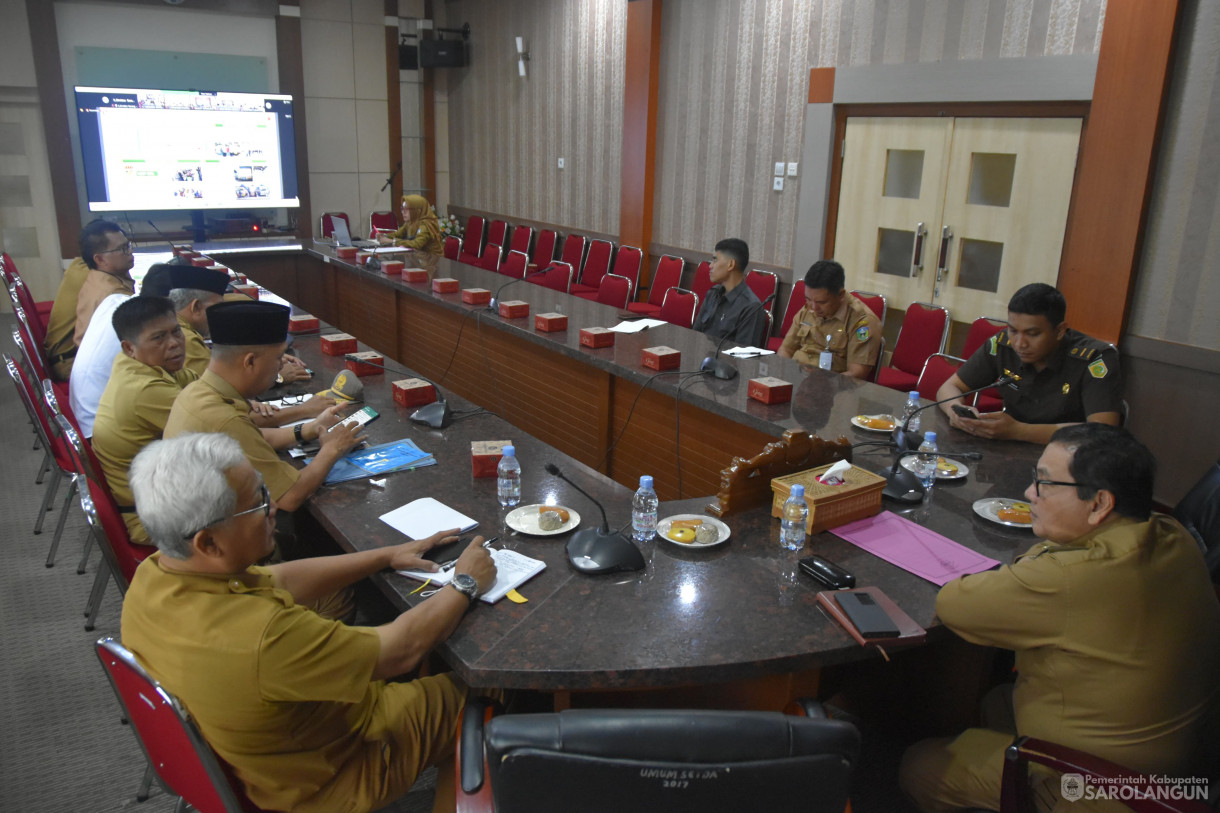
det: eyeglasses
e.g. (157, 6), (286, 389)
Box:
(1030, 468), (1095, 498)
(182, 484), (271, 539)
(97, 241), (134, 255)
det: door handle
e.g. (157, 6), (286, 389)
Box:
(935, 226), (952, 282)
(910, 222), (927, 277)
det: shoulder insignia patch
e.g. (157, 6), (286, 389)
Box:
(1062, 383), (1070, 395)
(1088, 358), (1108, 379)
(988, 334), (999, 355)
(855, 325), (870, 342)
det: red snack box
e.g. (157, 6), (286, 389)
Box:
(230, 272), (248, 284)
(381, 260), (404, 276)
(432, 277), (460, 294)
(498, 299), (530, 319)
(208, 264), (228, 274)
(579, 327), (615, 348)
(356, 251), (374, 266)
(320, 332), (358, 356)
(191, 257), (213, 268)
(345, 351), (384, 376)
(471, 440), (512, 478)
(747, 376), (793, 405)
(288, 314), (319, 334)
(232, 284), (259, 300)
(461, 287), (492, 305)
(173, 245), (193, 257)
(642, 345), (680, 371)
(392, 378), (437, 407)
(335, 246), (359, 260)
(534, 312), (568, 332)
(403, 268), (429, 283)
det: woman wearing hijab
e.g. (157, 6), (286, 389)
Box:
(377, 194), (443, 255)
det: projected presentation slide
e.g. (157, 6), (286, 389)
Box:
(75, 87), (300, 212)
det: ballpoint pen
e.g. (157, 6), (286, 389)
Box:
(440, 537), (499, 571)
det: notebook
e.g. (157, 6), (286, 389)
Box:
(398, 548), (546, 604)
(380, 497), (478, 539)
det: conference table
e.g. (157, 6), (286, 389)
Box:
(205, 240), (1041, 708)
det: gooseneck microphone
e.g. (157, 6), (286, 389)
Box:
(342, 354), (453, 428)
(545, 463), (645, 574)
(699, 290), (777, 381)
(146, 220), (192, 265)
(489, 265), (552, 311)
(882, 375), (1017, 503)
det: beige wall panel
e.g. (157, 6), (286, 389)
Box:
(305, 97), (359, 173)
(352, 23), (389, 101)
(301, 18), (356, 99)
(351, 0), (385, 25)
(309, 171), (362, 228)
(358, 172), (395, 232)
(301, 0), (353, 23)
(355, 99), (390, 174)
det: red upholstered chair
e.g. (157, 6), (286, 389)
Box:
(485, 220), (509, 265)
(535, 261), (573, 295)
(746, 269), (778, 309)
(95, 637), (268, 813)
(318, 212), (350, 239)
(915, 353), (965, 401)
(659, 287), (699, 329)
(1, 253), (50, 325)
(500, 225), (533, 272)
(628, 254), (684, 317)
(875, 302), (950, 393)
(554, 234), (587, 275)
(500, 250), (529, 280)
(850, 290), (887, 325)
(571, 239), (614, 298)
(529, 229), (558, 271)
(595, 273), (633, 310)
(691, 260), (713, 302)
(961, 316), (1008, 411)
(477, 242), (501, 272)
(6, 268), (52, 339)
(769, 281), (806, 351)
(444, 235), (462, 261)
(458, 215), (485, 264)
(609, 245), (642, 299)
(368, 210), (396, 238)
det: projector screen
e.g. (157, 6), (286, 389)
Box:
(74, 86), (300, 212)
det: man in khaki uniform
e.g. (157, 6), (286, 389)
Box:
(73, 221), (136, 346)
(163, 301), (361, 512)
(900, 424), (1220, 813)
(778, 260), (881, 379)
(122, 433), (497, 813)
(139, 263), (227, 376)
(43, 255), (90, 381)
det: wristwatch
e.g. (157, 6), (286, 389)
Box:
(450, 573), (479, 604)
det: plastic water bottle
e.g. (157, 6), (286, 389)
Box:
(818, 335), (834, 370)
(780, 485), (809, 551)
(631, 475), (659, 542)
(496, 445), (521, 507)
(912, 432), (939, 493)
(902, 391), (922, 433)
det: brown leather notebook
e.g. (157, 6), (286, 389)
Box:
(816, 586), (927, 650)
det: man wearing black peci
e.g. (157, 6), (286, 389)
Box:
(691, 238), (768, 347)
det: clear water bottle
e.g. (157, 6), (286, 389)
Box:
(912, 432), (939, 494)
(496, 445), (521, 507)
(902, 391), (921, 433)
(818, 335), (834, 370)
(780, 484), (808, 551)
(631, 475), (659, 542)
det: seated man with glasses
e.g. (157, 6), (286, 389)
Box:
(73, 220), (136, 347)
(900, 424), (1220, 813)
(122, 432), (497, 813)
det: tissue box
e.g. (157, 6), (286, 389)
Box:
(380, 260), (404, 276)
(642, 346), (680, 371)
(747, 376), (793, 404)
(392, 378), (436, 407)
(579, 327), (615, 348)
(461, 287), (491, 306)
(232, 284), (259, 299)
(404, 268), (429, 283)
(345, 351), (384, 376)
(534, 312), (568, 332)
(335, 246), (359, 260)
(498, 300), (530, 319)
(770, 463), (885, 534)
(432, 277), (460, 294)
(320, 333), (357, 356)
(471, 440), (512, 478)
(288, 314), (319, 334)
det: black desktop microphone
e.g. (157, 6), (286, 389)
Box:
(342, 354), (453, 428)
(544, 463), (645, 574)
(488, 265), (552, 311)
(882, 375), (1017, 503)
(146, 220), (191, 264)
(699, 290), (777, 380)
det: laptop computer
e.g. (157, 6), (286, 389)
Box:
(330, 216), (379, 249)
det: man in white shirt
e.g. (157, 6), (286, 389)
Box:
(69, 292), (129, 436)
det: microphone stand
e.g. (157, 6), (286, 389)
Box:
(699, 290), (777, 381)
(343, 354), (453, 428)
(380, 162), (402, 193)
(146, 220), (192, 265)
(545, 463), (645, 573)
(882, 376), (1016, 503)
(488, 265), (552, 311)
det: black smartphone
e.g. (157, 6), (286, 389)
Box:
(952, 404), (977, 419)
(833, 592), (900, 638)
(799, 555), (856, 590)
(422, 536), (468, 565)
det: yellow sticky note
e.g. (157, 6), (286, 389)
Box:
(506, 589), (528, 604)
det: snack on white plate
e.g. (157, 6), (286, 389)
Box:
(537, 510), (564, 531)
(695, 523), (719, 545)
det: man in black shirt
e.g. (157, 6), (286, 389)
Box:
(936, 283), (1123, 444)
(691, 238), (767, 346)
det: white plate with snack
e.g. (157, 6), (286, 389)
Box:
(850, 414), (897, 432)
(973, 498), (1034, 528)
(901, 455), (970, 480)
(657, 514), (731, 549)
(506, 504), (581, 536)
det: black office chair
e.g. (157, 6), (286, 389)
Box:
(1174, 458), (1220, 581)
(456, 698), (859, 813)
